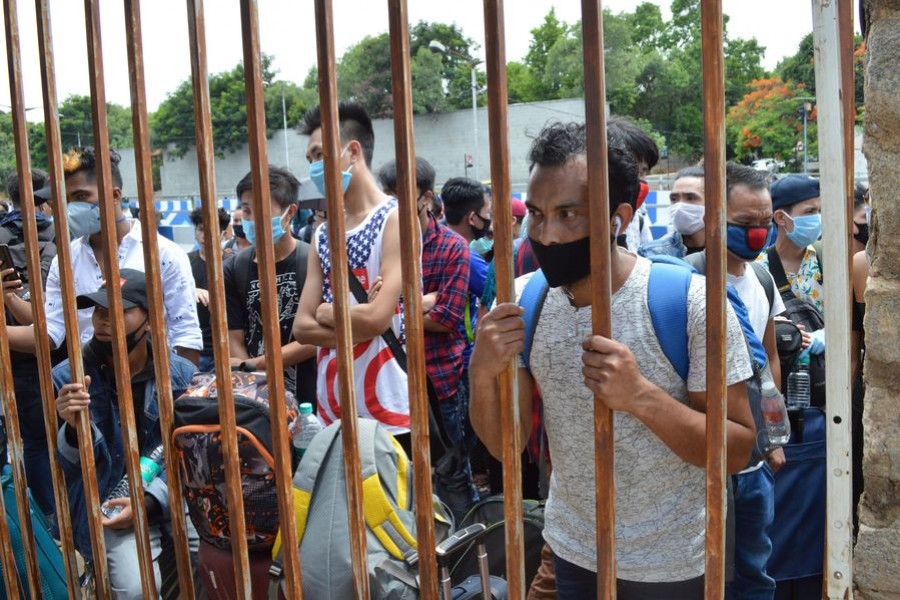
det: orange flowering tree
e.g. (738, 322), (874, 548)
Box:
(726, 76), (818, 167)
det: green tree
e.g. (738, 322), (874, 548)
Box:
(523, 8), (570, 100)
(776, 32), (865, 107)
(629, 2), (666, 53)
(54, 94), (133, 151)
(151, 55), (312, 158)
(726, 76), (817, 167)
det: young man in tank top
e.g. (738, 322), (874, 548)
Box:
(292, 101), (412, 451)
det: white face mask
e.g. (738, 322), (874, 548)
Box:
(669, 202), (706, 236)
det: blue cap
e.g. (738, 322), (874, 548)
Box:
(771, 174), (820, 210)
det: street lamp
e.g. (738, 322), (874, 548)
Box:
(796, 97), (815, 174)
(429, 40), (481, 181)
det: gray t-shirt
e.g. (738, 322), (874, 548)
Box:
(517, 256), (753, 582)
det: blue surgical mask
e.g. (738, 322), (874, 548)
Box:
(727, 223), (776, 260)
(782, 212), (822, 248)
(67, 201), (102, 239)
(865, 205), (871, 226)
(243, 210), (289, 246)
(309, 147), (353, 197)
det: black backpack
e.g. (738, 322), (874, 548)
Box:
(766, 245), (827, 407)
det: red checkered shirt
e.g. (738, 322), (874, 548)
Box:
(422, 216), (470, 403)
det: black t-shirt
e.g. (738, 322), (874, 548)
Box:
(188, 250), (213, 355)
(223, 242), (314, 403)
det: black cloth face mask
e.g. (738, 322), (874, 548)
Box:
(854, 222), (869, 246)
(90, 319), (149, 358)
(471, 214), (492, 240)
(530, 236), (591, 288)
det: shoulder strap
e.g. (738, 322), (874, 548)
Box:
(235, 247), (256, 300)
(293, 241), (309, 292)
(647, 262), (693, 382)
(766, 247), (794, 302)
(347, 271), (408, 372)
(749, 261), (776, 313)
(519, 270), (549, 372)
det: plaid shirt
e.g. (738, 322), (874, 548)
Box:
(422, 216), (470, 403)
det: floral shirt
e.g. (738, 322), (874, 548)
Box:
(757, 245), (824, 313)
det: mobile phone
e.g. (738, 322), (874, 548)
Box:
(0, 244), (19, 283)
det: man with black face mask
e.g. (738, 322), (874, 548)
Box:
(470, 122), (755, 599)
(53, 269), (199, 598)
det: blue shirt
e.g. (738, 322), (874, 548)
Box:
(461, 251), (489, 368)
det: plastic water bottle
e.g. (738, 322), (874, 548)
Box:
(292, 403), (323, 461)
(786, 353), (811, 409)
(101, 444), (165, 518)
(760, 381), (791, 447)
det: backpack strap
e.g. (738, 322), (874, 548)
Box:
(519, 270), (549, 372)
(766, 247), (794, 302)
(647, 262), (693, 382)
(293, 241), (309, 293)
(749, 261), (776, 314)
(234, 246), (256, 300)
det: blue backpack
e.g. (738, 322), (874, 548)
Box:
(519, 256), (773, 463)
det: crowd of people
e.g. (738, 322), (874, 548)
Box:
(0, 98), (869, 600)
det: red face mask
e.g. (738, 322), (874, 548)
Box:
(635, 181), (650, 210)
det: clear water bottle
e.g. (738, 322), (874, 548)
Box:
(760, 380), (791, 447)
(292, 403), (323, 462)
(786, 353), (811, 409)
(101, 444), (165, 518)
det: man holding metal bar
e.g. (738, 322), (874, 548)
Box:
(293, 101), (411, 448)
(470, 122), (756, 599)
(5, 147), (203, 364)
(52, 269), (199, 599)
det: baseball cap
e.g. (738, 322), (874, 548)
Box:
(76, 268), (149, 311)
(771, 174), (820, 210)
(510, 198), (527, 218)
(32, 183), (53, 206)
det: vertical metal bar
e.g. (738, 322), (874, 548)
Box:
(82, 0), (158, 596)
(699, 0), (728, 597)
(811, 1), (854, 596)
(33, 1), (109, 594)
(312, 1), (369, 597)
(121, 1), (196, 596)
(483, 1), (525, 598)
(184, 0), (252, 595)
(580, 1), (616, 597)
(1, 1), (57, 597)
(237, 2), (304, 598)
(385, 1), (439, 597)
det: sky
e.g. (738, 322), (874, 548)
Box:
(0, 0), (859, 119)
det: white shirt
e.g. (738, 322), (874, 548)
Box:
(727, 265), (786, 341)
(44, 220), (202, 351)
(516, 256), (753, 582)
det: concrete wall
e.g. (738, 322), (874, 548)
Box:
(855, 0), (900, 597)
(130, 98), (591, 198)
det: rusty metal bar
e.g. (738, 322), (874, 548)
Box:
(33, 0), (109, 594)
(1, 1), (59, 597)
(580, 1), (617, 597)
(121, 0), (196, 596)
(840, 0), (856, 258)
(184, 0), (253, 595)
(237, 1), (304, 597)
(699, 0), (728, 596)
(483, 1), (526, 598)
(385, 0), (439, 597)
(82, 0), (158, 596)
(312, 0), (370, 597)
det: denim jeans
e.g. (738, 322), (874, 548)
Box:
(553, 552), (704, 600)
(726, 464), (776, 600)
(198, 352), (216, 373)
(432, 383), (479, 524)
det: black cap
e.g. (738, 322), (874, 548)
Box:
(76, 268), (149, 311)
(771, 174), (820, 210)
(32, 183), (53, 206)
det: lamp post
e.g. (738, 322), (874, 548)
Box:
(796, 97), (815, 174)
(429, 40), (481, 181)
